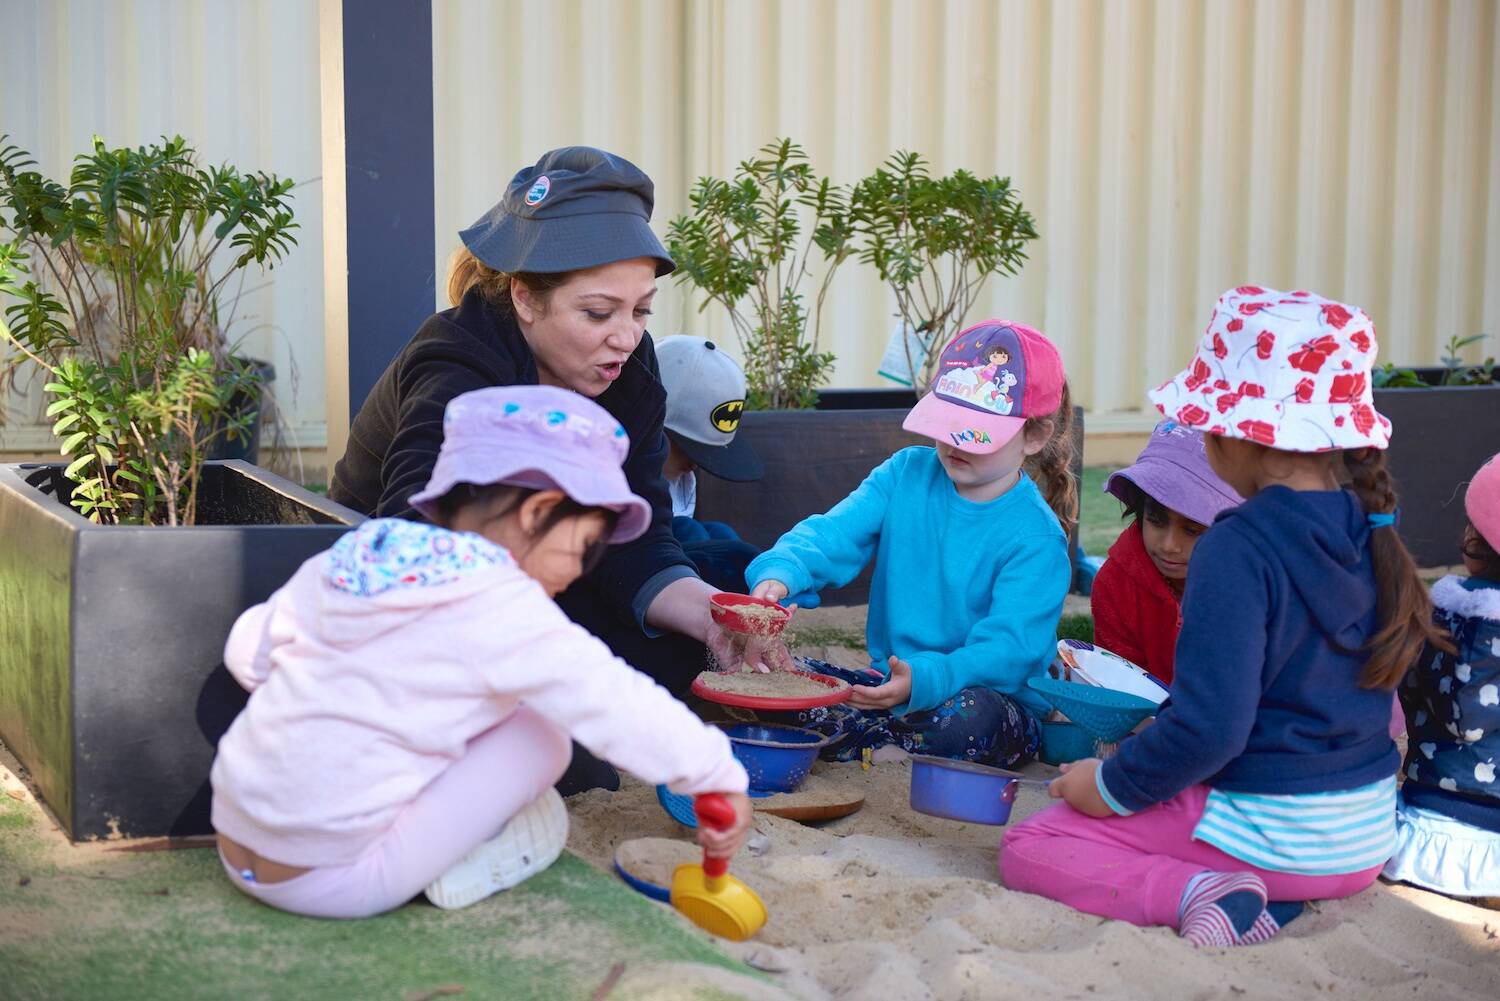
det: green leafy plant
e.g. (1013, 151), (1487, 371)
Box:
(666, 139), (853, 410)
(0, 134), (298, 525)
(1371, 334), (1495, 389)
(847, 151), (1038, 389)
(1437, 333), (1494, 386)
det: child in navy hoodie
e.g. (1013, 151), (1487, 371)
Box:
(1001, 287), (1451, 947)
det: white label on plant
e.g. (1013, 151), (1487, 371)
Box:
(877, 320), (931, 387)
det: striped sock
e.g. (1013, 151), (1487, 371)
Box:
(1241, 900), (1306, 945)
(1178, 872), (1269, 948)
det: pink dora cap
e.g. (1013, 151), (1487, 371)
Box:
(902, 321), (1067, 454)
(408, 385), (652, 543)
(1148, 285), (1392, 453)
(1468, 451), (1500, 554)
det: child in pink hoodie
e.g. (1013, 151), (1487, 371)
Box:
(211, 386), (752, 919)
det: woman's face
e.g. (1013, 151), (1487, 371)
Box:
(513, 257), (659, 397)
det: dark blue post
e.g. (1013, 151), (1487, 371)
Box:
(340, 0), (435, 420)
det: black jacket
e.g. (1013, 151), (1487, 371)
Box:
(329, 289), (695, 624)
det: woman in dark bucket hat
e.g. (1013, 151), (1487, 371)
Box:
(329, 147), (736, 793)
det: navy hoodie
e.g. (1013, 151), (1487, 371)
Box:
(1101, 486), (1399, 813)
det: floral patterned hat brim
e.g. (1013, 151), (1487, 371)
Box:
(1147, 286), (1393, 453)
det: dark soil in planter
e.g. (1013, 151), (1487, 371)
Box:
(0, 460), (361, 840)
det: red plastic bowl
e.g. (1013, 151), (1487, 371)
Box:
(691, 670), (851, 710)
(709, 593), (791, 636)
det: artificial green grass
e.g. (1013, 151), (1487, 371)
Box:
(0, 794), (760, 1001)
(1057, 613), (1095, 644)
(1077, 465), (1124, 559)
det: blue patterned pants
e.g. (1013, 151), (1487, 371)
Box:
(768, 658), (1041, 768)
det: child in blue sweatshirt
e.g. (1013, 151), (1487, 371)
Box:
(747, 322), (1075, 768)
(1002, 286), (1453, 947)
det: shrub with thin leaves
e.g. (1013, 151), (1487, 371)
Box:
(666, 139), (852, 410)
(0, 134), (297, 525)
(848, 151), (1038, 389)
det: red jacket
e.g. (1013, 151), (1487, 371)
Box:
(1090, 521), (1182, 686)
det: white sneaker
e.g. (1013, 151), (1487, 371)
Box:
(423, 788), (569, 910)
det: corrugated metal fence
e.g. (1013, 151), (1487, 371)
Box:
(3, 0), (1497, 454)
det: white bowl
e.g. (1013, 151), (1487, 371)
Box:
(1055, 639), (1169, 706)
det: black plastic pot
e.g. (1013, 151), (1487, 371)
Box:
(1375, 368), (1500, 567)
(0, 460), (362, 840)
(695, 391), (1085, 604)
(208, 358), (276, 464)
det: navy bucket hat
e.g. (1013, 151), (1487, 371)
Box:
(459, 147), (675, 277)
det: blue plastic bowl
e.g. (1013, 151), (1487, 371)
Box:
(1038, 720), (1097, 766)
(1027, 676), (1156, 743)
(908, 755), (1042, 825)
(720, 722), (829, 793)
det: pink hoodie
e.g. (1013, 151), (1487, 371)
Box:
(210, 519), (747, 867)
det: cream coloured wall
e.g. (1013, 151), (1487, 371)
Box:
(3, 0), (1495, 457)
(0, 0), (326, 451)
(434, 0), (1500, 432)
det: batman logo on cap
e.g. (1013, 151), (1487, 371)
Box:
(711, 400), (744, 433)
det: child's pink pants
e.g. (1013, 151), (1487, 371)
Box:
(1000, 785), (1383, 929)
(219, 706), (571, 919)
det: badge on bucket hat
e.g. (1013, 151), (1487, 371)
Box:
(458, 146), (675, 276)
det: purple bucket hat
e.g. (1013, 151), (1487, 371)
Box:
(408, 385), (651, 543)
(1105, 420), (1244, 528)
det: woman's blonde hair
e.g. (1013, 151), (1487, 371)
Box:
(445, 247), (574, 312)
(1022, 381), (1079, 538)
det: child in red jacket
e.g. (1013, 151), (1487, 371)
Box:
(1090, 421), (1242, 685)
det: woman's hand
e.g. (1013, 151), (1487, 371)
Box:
(707, 598), (798, 673)
(847, 655), (913, 710)
(697, 791), (754, 859)
(1047, 758), (1116, 818)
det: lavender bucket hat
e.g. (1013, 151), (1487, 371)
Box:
(1105, 420), (1244, 528)
(408, 385), (652, 543)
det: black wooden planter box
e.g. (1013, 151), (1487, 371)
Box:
(696, 389), (1085, 604)
(1375, 370), (1500, 567)
(0, 460), (362, 840)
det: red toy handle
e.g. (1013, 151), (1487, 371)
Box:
(694, 793), (734, 878)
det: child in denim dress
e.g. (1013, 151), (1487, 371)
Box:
(1385, 452), (1500, 906)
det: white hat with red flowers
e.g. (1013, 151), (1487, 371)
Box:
(1148, 285), (1392, 453)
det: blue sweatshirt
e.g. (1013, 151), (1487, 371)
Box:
(744, 446), (1069, 717)
(1101, 486), (1400, 813)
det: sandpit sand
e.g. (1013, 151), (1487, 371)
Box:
(568, 758), (1500, 1001)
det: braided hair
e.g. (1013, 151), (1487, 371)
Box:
(1342, 447), (1454, 688)
(1023, 381), (1079, 538)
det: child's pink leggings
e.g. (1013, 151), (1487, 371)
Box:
(219, 706), (572, 919)
(1000, 785), (1383, 929)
